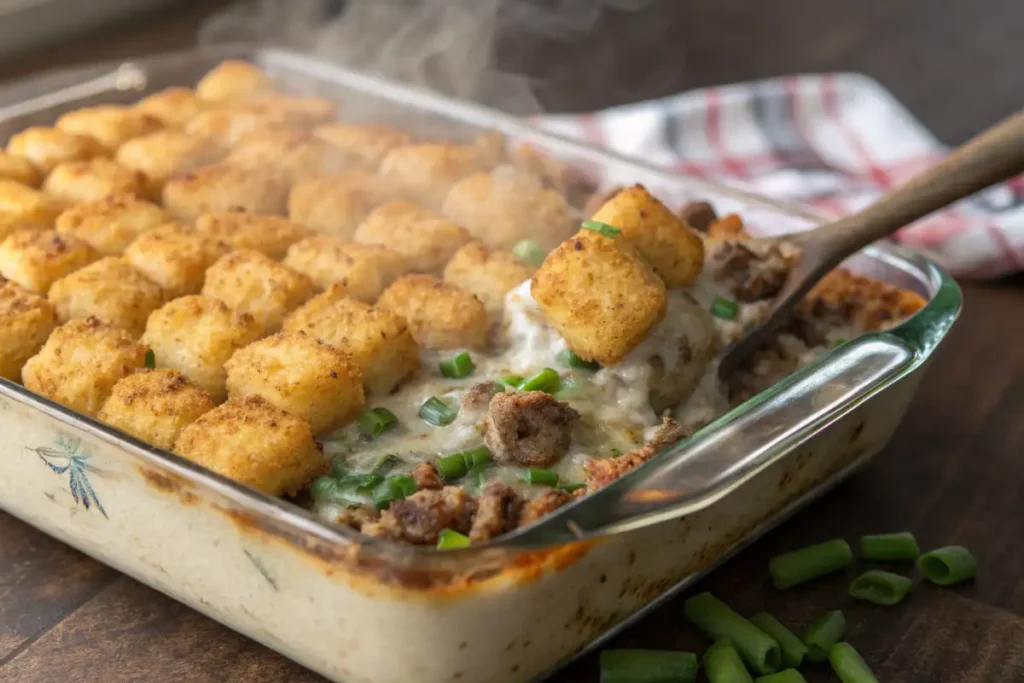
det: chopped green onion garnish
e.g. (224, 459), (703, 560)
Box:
(309, 475), (339, 501)
(556, 348), (600, 371)
(803, 610), (846, 663)
(710, 296), (739, 320)
(370, 454), (399, 475)
(498, 374), (523, 389)
(829, 642), (879, 683)
(389, 474), (417, 497)
(372, 474), (418, 510)
(436, 452), (469, 481)
(848, 570), (914, 606)
(419, 396), (457, 426)
(558, 482), (585, 493)
(439, 351), (475, 378)
(750, 613), (808, 669)
(329, 456), (348, 479)
(683, 592), (781, 675)
(461, 445), (493, 469)
(144, 349), (156, 369)
(337, 472), (384, 490)
(512, 239), (547, 267)
(702, 640), (752, 683)
(859, 532), (920, 561)
(769, 538), (853, 589)
(523, 468), (559, 486)
(600, 650), (699, 683)
(581, 219), (622, 237)
(436, 528), (471, 550)
(357, 407), (398, 439)
(517, 367), (560, 394)
(917, 545), (978, 586)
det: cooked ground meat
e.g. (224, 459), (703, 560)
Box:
(461, 380), (502, 413)
(707, 239), (791, 302)
(485, 390), (580, 467)
(519, 490), (571, 526)
(678, 200), (718, 232)
(370, 486), (474, 544)
(328, 504), (377, 530)
(584, 418), (689, 491)
(411, 461), (443, 490)
(469, 482), (521, 542)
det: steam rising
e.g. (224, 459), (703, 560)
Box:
(200, 0), (658, 115)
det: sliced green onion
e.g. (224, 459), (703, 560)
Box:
(419, 396), (456, 426)
(389, 474), (417, 497)
(581, 219), (622, 238)
(357, 407), (398, 439)
(558, 482), (585, 493)
(309, 475), (339, 501)
(329, 456), (348, 479)
(517, 367), (560, 394)
(703, 639), (753, 683)
(752, 670), (807, 683)
(512, 239), (547, 267)
(557, 348), (600, 371)
(769, 538), (853, 589)
(439, 351), (475, 378)
(848, 570), (913, 606)
(802, 610), (846, 663)
(750, 613), (808, 669)
(599, 650), (699, 683)
(436, 452), (469, 481)
(829, 642), (879, 683)
(460, 445), (493, 469)
(144, 349), (156, 369)
(436, 528), (471, 549)
(858, 531), (920, 561)
(372, 474), (418, 510)
(683, 592), (781, 675)
(710, 296), (739, 320)
(337, 472), (383, 490)
(497, 374), (523, 389)
(370, 454), (399, 475)
(917, 545), (978, 586)
(523, 468), (559, 487)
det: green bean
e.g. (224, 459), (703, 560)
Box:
(859, 532), (920, 561)
(703, 640), (753, 683)
(769, 538), (853, 589)
(683, 592), (780, 675)
(849, 570), (913, 606)
(599, 650), (699, 683)
(917, 545), (978, 586)
(802, 610), (846, 663)
(829, 642), (879, 683)
(753, 669), (806, 683)
(749, 613), (808, 669)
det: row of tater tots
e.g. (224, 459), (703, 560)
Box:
(0, 59), (569, 497)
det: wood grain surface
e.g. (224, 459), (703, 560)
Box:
(1, 1), (1022, 681)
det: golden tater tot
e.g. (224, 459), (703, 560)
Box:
(56, 105), (162, 152)
(55, 193), (168, 256)
(135, 87), (206, 127)
(195, 60), (271, 102)
(175, 396), (325, 496)
(378, 142), (495, 209)
(98, 369), (216, 451)
(194, 211), (309, 260)
(0, 180), (62, 240)
(124, 222), (230, 298)
(43, 158), (152, 205)
(282, 236), (407, 300)
(0, 279), (58, 381)
(48, 257), (164, 337)
(22, 317), (149, 417)
(590, 184), (704, 287)
(6, 126), (107, 175)
(225, 331), (364, 435)
(353, 200), (470, 273)
(201, 249), (315, 333)
(162, 164), (289, 222)
(115, 130), (225, 189)
(377, 274), (488, 351)
(313, 123), (411, 170)
(287, 171), (396, 237)
(226, 128), (346, 185)
(443, 241), (533, 317)
(0, 152), (41, 187)
(0, 229), (98, 293)
(243, 93), (337, 127)
(142, 295), (263, 402)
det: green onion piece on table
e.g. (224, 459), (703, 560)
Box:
(710, 296), (740, 320)
(436, 528), (471, 550)
(512, 239), (547, 267)
(703, 640), (753, 683)
(858, 531), (920, 561)
(357, 407), (399, 439)
(750, 613), (808, 669)
(460, 445), (492, 469)
(419, 396), (457, 426)
(557, 348), (600, 371)
(523, 468), (559, 487)
(769, 538), (853, 589)
(439, 351), (475, 378)
(802, 610), (846, 663)
(829, 642), (880, 683)
(436, 452), (469, 481)
(517, 367), (561, 394)
(558, 482), (585, 493)
(581, 219), (622, 238)
(753, 670), (807, 683)
(599, 650), (699, 683)
(144, 349), (156, 368)
(498, 374), (523, 389)
(917, 545), (978, 586)
(683, 592), (781, 675)
(848, 570), (913, 606)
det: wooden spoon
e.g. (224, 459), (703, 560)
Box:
(718, 109), (1024, 379)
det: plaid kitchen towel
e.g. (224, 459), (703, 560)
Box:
(535, 74), (1024, 279)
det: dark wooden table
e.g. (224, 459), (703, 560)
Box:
(2, 1), (1023, 681)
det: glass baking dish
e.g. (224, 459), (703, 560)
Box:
(0, 44), (961, 683)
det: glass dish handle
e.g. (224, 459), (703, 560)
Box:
(506, 335), (917, 546)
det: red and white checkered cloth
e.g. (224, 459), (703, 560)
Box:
(536, 74), (1024, 279)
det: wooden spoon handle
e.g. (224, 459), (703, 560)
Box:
(801, 109), (1024, 270)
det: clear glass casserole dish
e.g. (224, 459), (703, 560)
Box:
(0, 44), (961, 683)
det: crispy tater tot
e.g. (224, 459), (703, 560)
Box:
(0, 279), (59, 381)
(56, 105), (162, 152)
(48, 257), (164, 337)
(354, 200), (470, 273)
(378, 142), (495, 209)
(194, 211), (310, 260)
(377, 274), (488, 351)
(43, 158), (152, 205)
(0, 229), (98, 293)
(6, 126), (107, 175)
(0, 180), (62, 240)
(201, 249), (315, 333)
(162, 164), (289, 222)
(313, 123), (411, 170)
(287, 171), (396, 238)
(135, 87), (207, 127)
(55, 193), (168, 256)
(124, 222), (230, 298)
(0, 152), (41, 187)
(442, 241), (534, 317)
(282, 236), (407, 300)
(195, 60), (271, 102)
(226, 128), (347, 185)
(115, 130), (225, 190)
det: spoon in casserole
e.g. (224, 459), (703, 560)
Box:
(718, 109), (1024, 379)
